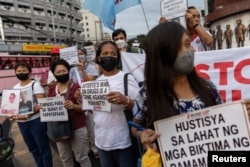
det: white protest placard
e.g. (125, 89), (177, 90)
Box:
(38, 96), (68, 122)
(0, 89), (20, 116)
(84, 45), (96, 62)
(154, 101), (250, 167)
(59, 45), (78, 65)
(161, 0), (187, 20)
(81, 80), (111, 112)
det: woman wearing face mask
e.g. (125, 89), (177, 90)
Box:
(94, 41), (140, 167)
(131, 22), (223, 151)
(48, 59), (91, 167)
(12, 61), (53, 167)
(69, 47), (99, 85)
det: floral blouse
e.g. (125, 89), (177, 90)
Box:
(133, 80), (222, 121)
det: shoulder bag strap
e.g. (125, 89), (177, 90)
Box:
(124, 73), (130, 96)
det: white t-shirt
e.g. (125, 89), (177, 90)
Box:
(191, 31), (212, 52)
(93, 71), (139, 151)
(13, 81), (44, 122)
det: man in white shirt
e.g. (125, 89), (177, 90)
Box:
(186, 6), (213, 52)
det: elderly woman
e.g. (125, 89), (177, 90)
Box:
(48, 59), (91, 167)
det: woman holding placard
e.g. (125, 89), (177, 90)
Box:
(131, 22), (223, 151)
(93, 41), (139, 167)
(48, 59), (91, 167)
(12, 61), (53, 167)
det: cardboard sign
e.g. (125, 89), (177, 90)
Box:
(161, 0), (187, 20)
(84, 45), (96, 62)
(81, 80), (111, 111)
(154, 101), (250, 167)
(60, 46), (78, 65)
(38, 96), (68, 122)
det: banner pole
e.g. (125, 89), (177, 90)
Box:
(140, 2), (149, 32)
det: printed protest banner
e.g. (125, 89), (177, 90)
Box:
(154, 101), (250, 167)
(59, 45), (78, 65)
(38, 96), (68, 122)
(0, 89), (20, 116)
(161, 0), (187, 27)
(81, 80), (111, 111)
(19, 87), (34, 115)
(121, 47), (250, 103)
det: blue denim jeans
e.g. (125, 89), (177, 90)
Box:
(98, 146), (137, 167)
(17, 117), (53, 167)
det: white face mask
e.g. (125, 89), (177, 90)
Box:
(115, 39), (126, 49)
(79, 55), (86, 62)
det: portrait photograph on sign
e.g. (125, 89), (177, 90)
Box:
(81, 80), (111, 112)
(0, 89), (20, 116)
(19, 87), (34, 115)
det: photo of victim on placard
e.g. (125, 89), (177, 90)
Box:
(0, 89), (20, 116)
(19, 87), (34, 115)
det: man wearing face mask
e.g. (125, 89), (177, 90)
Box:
(112, 28), (144, 54)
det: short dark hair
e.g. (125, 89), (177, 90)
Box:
(112, 29), (127, 40)
(78, 47), (87, 55)
(15, 61), (32, 73)
(50, 59), (70, 74)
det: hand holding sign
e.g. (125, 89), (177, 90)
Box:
(107, 91), (128, 105)
(139, 129), (161, 151)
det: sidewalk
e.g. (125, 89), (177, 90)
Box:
(10, 121), (62, 167)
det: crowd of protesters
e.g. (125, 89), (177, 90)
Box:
(3, 6), (250, 167)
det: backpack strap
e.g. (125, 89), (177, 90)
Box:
(31, 81), (38, 103)
(123, 73), (130, 96)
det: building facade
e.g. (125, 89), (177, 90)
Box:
(81, 9), (103, 43)
(0, 0), (84, 54)
(205, 0), (250, 49)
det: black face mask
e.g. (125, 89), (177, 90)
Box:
(99, 56), (118, 72)
(16, 73), (29, 81)
(54, 73), (69, 83)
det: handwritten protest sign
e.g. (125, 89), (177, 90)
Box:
(60, 46), (78, 65)
(154, 101), (250, 167)
(161, 0), (187, 20)
(81, 80), (111, 111)
(38, 96), (68, 122)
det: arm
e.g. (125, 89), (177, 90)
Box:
(194, 25), (213, 46)
(131, 118), (160, 150)
(78, 62), (97, 82)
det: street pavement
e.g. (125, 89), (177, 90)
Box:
(5, 119), (100, 167)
